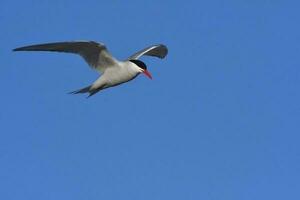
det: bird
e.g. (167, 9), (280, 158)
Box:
(13, 41), (168, 97)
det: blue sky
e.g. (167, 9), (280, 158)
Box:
(1, 0), (299, 199)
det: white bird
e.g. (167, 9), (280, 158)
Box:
(13, 41), (168, 97)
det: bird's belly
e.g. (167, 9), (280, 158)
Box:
(106, 68), (138, 86)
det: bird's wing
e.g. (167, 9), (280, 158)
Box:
(13, 41), (118, 72)
(127, 44), (168, 60)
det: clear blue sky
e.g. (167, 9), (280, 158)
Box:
(1, 0), (299, 199)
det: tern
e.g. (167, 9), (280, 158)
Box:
(13, 41), (168, 97)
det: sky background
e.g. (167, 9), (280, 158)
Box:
(1, 0), (300, 199)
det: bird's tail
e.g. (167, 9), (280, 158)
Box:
(69, 85), (91, 95)
(69, 85), (104, 98)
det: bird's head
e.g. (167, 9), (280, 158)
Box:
(129, 59), (152, 79)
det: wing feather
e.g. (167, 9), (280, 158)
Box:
(128, 44), (168, 60)
(13, 41), (118, 71)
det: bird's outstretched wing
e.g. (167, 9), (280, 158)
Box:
(13, 41), (118, 72)
(127, 44), (168, 60)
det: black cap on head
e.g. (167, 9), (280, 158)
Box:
(129, 59), (147, 70)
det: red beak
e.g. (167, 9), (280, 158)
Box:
(143, 69), (153, 79)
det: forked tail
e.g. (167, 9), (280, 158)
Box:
(69, 85), (91, 94)
(69, 85), (104, 98)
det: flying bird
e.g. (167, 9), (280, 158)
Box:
(13, 41), (168, 97)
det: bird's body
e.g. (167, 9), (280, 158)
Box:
(80, 61), (143, 96)
(13, 41), (168, 97)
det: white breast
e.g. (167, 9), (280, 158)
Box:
(92, 61), (141, 89)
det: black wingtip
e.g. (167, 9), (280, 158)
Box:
(159, 44), (168, 59)
(13, 47), (26, 51)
